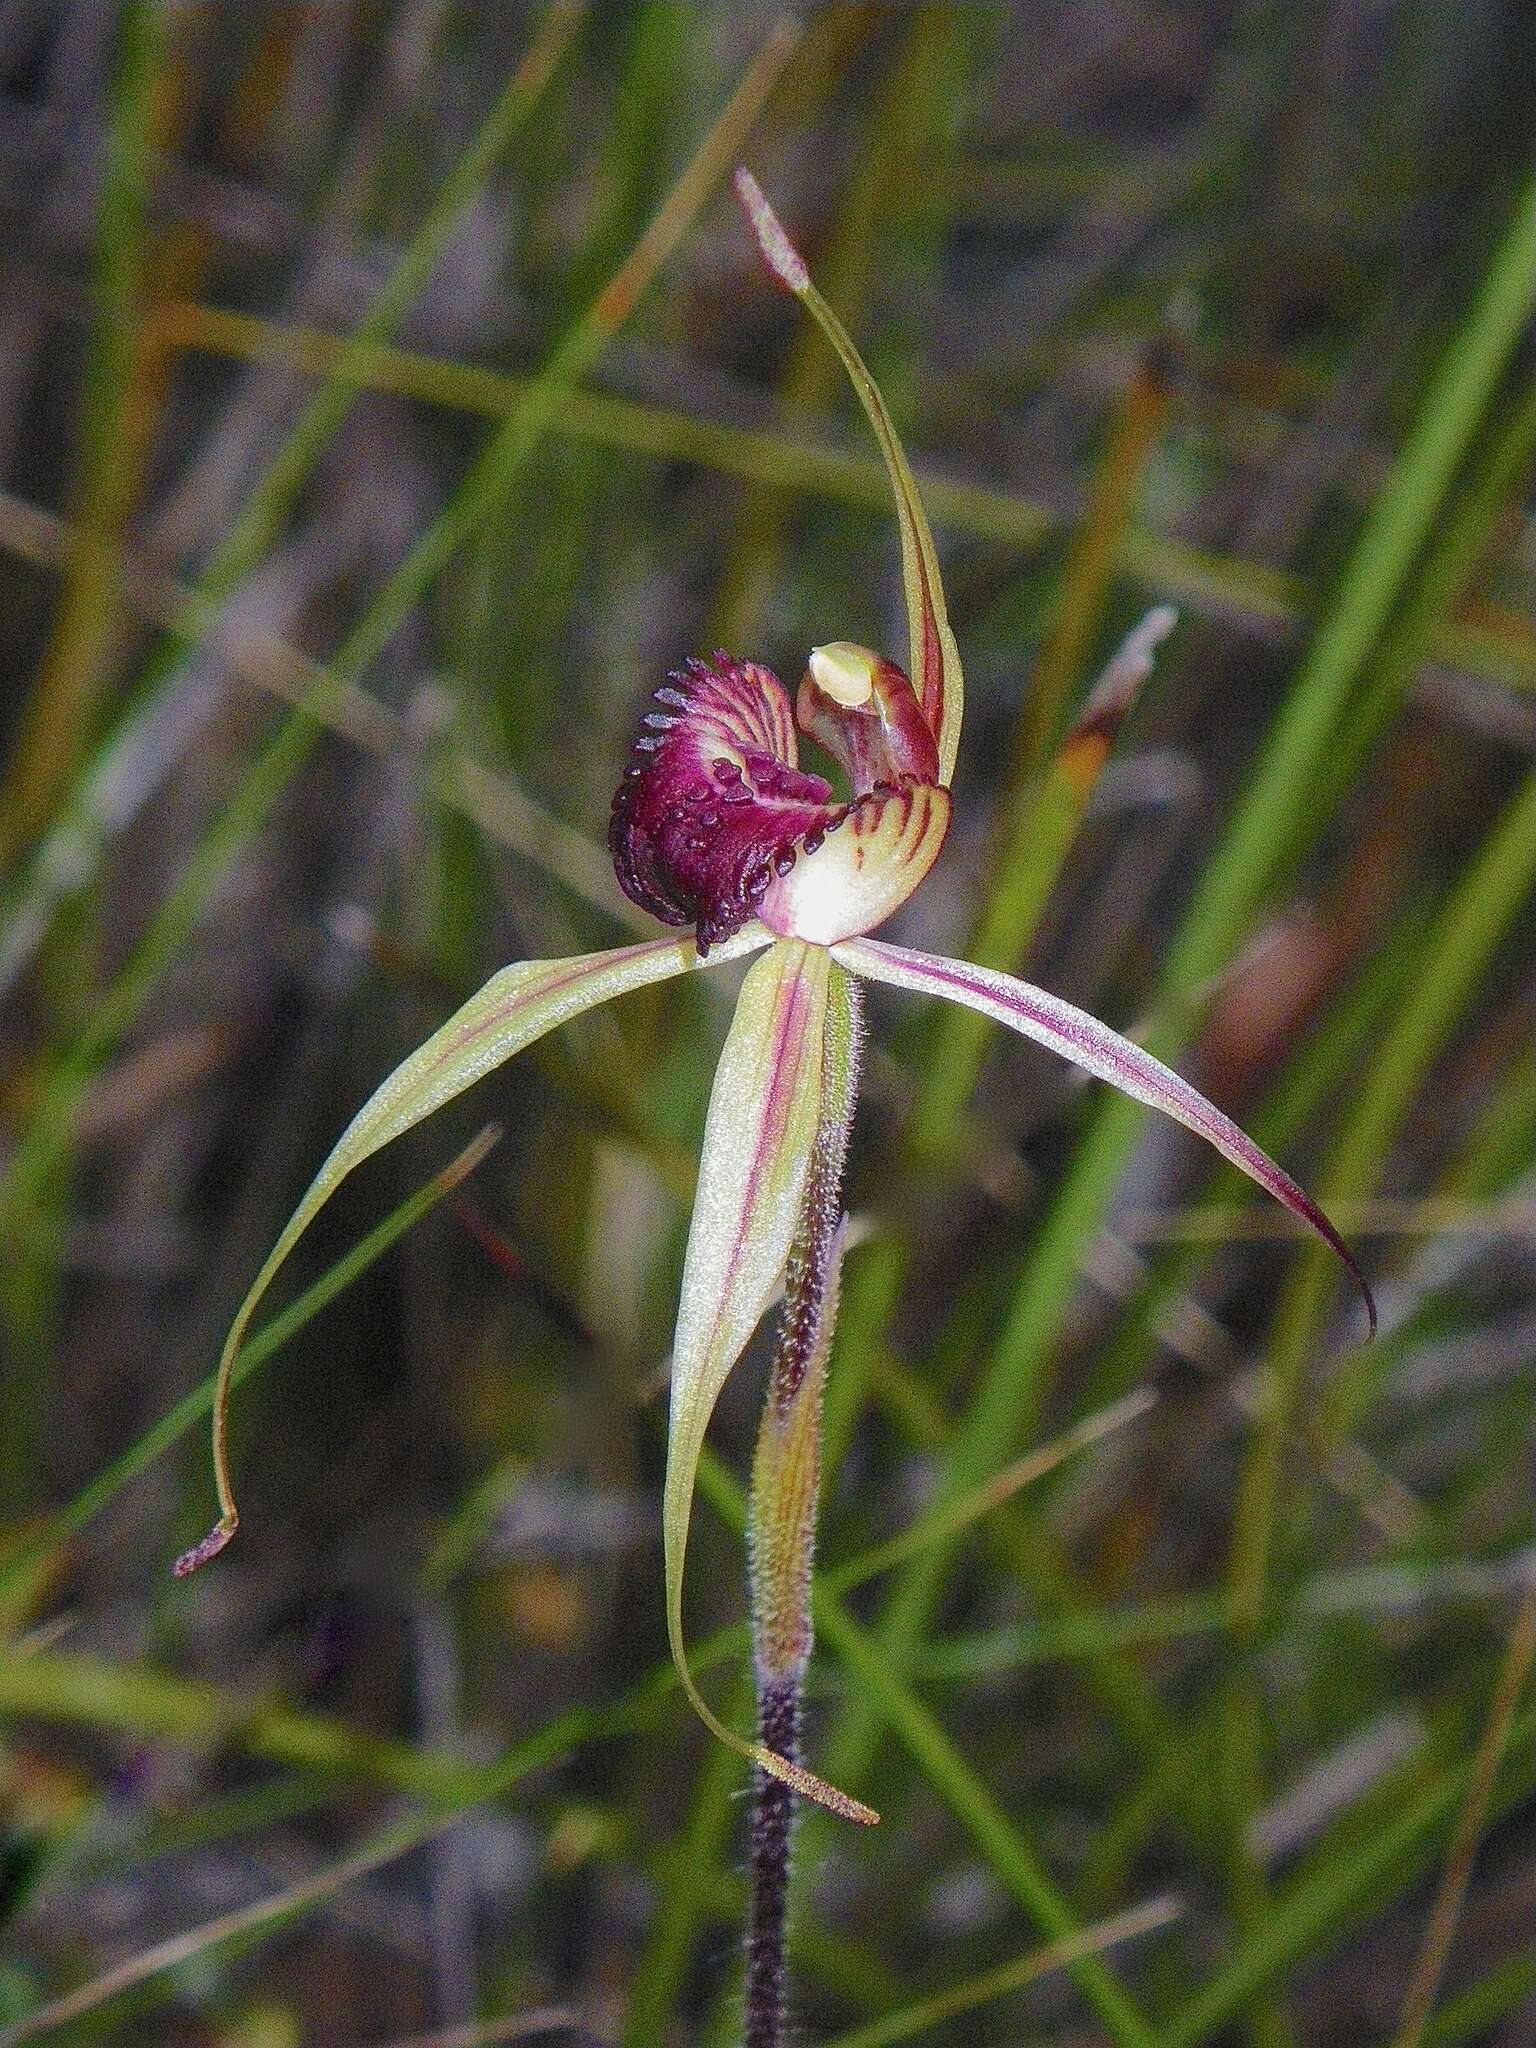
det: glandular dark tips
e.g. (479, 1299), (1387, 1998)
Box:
(171, 1515), (237, 1579)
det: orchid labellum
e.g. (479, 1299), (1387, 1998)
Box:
(178, 173), (1373, 1870)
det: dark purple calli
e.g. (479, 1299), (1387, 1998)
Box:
(610, 654), (838, 955)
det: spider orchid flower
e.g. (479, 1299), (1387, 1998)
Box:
(177, 171), (1373, 1836)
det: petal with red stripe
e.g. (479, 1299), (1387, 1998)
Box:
(834, 935), (1375, 1333)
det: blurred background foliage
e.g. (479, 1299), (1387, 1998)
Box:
(0, 3), (1534, 2044)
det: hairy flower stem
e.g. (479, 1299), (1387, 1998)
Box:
(744, 968), (862, 2048)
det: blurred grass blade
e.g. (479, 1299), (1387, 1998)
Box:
(826, 1387), (1157, 1595)
(1420, 1956), (1536, 2047)
(0, 3), (584, 948)
(0, 5), (165, 862)
(0, 1125), (500, 1615)
(823, 1896), (1180, 2048)
(1311, 377), (1536, 816)
(0, 1647), (482, 1801)
(905, 605), (1178, 1163)
(1164, 1709), (1536, 2047)
(1391, 1593), (1536, 2048)
(0, 21), (798, 1251)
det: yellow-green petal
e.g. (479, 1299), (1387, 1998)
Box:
(177, 924), (771, 1575)
(663, 937), (875, 1823)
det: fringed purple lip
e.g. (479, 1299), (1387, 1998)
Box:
(611, 648), (948, 955)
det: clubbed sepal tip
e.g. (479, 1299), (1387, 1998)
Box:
(171, 1514), (237, 1578)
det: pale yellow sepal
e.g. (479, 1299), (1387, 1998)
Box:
(663, 937), (876, 1825)
(184, 925), (771, 1566)
(734, 170), (964, 783)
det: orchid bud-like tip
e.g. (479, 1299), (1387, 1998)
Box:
(808, 641), (877, 708)
(1360, 1273), (1379, 1340)
(733, 166), (809, 293)
(763, 1748), (879, 1826)
(171, 1512), (237, 1578)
